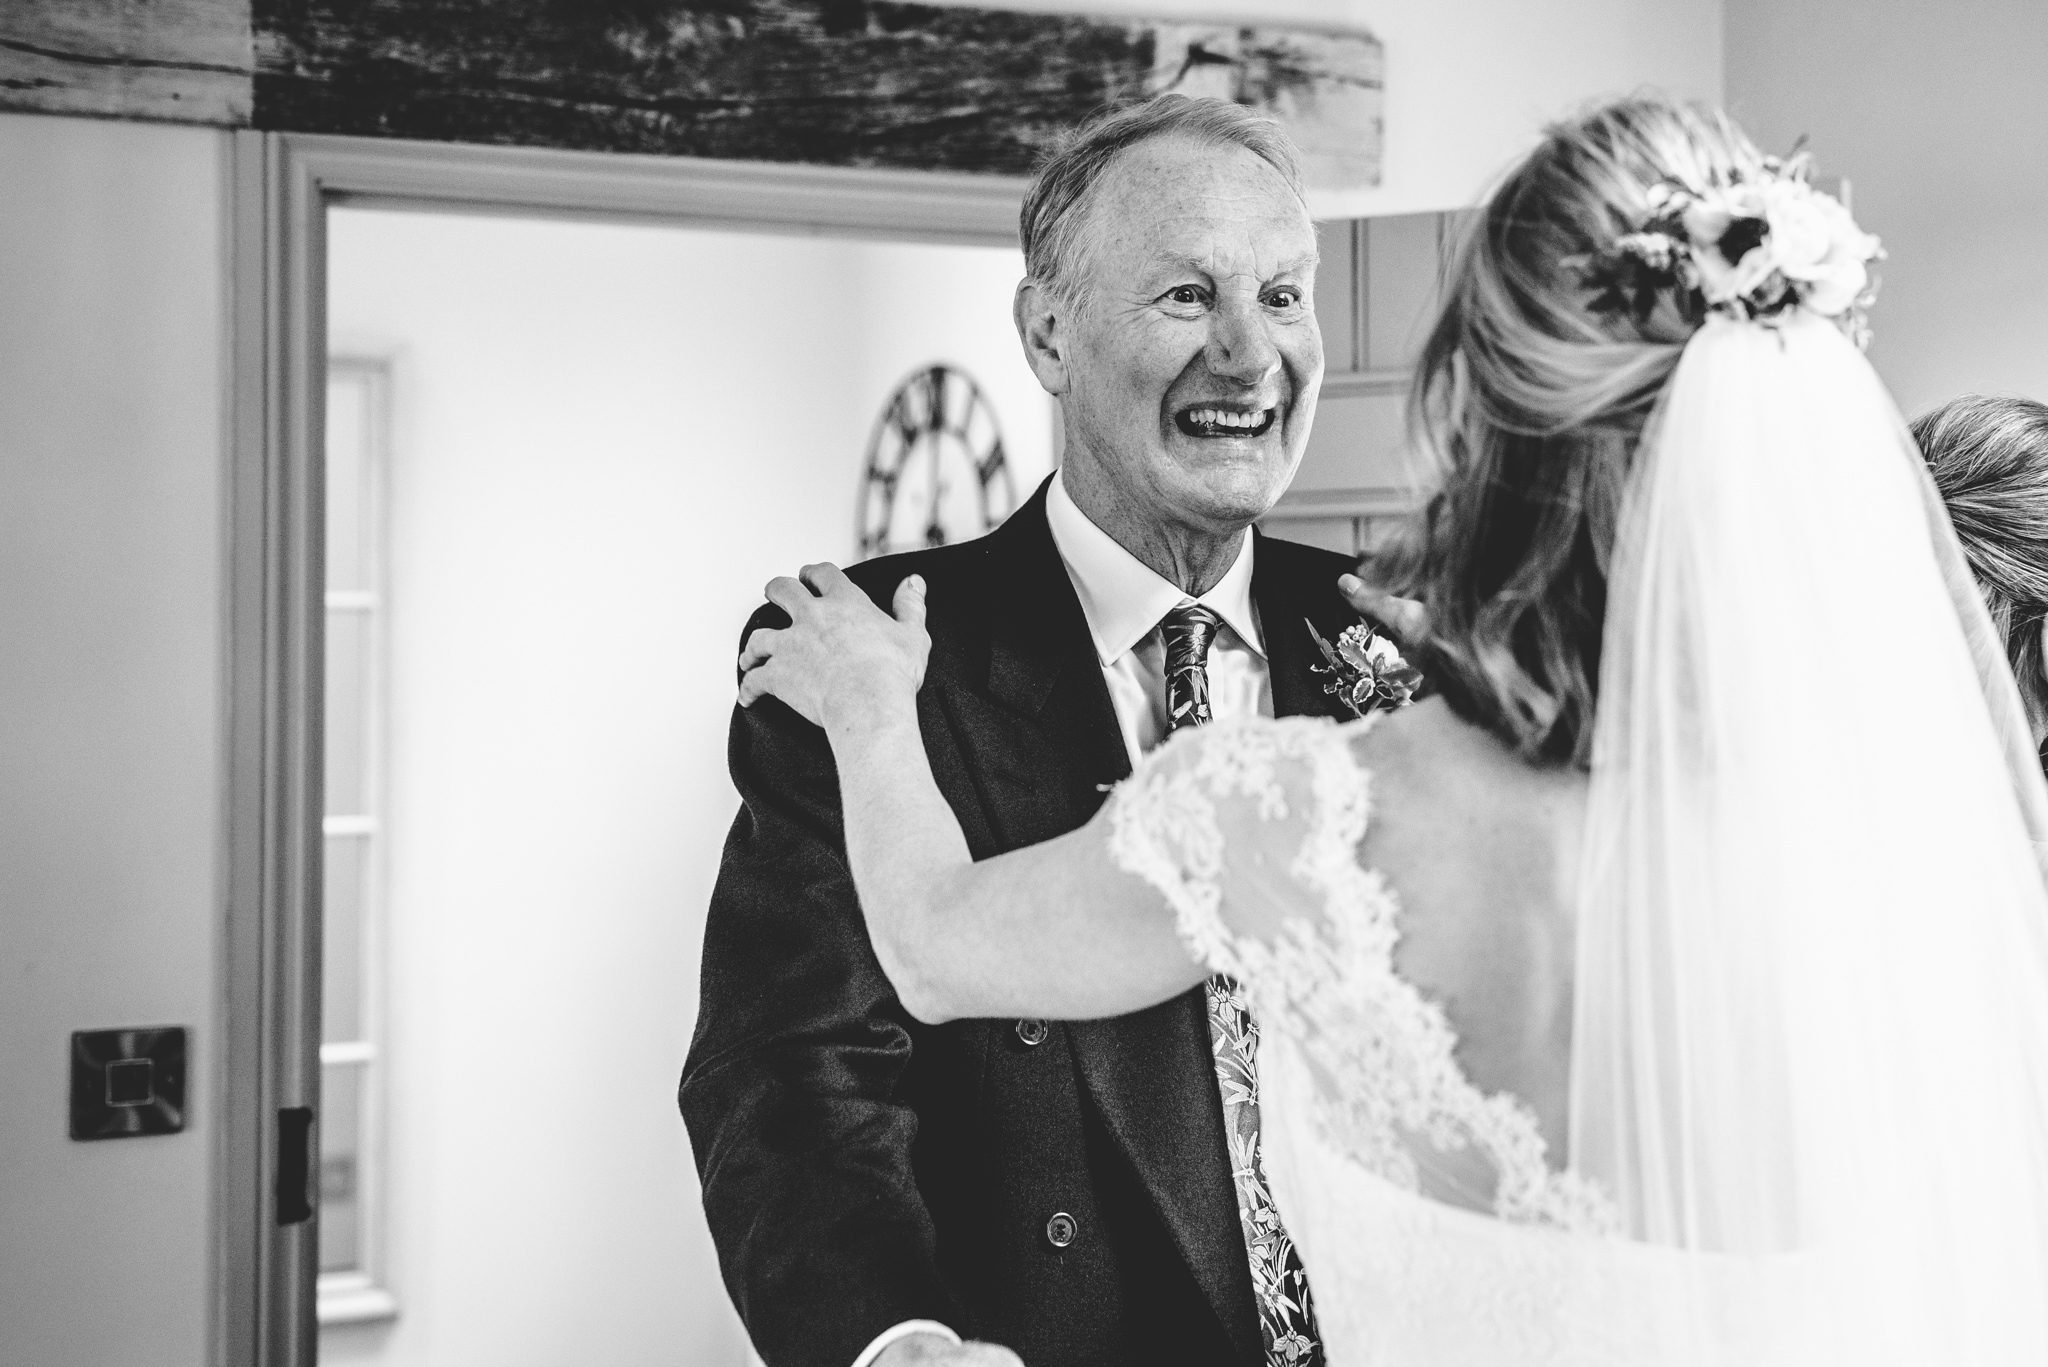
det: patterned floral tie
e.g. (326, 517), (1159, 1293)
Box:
(1162, 603), (1223, 733)
(1160, 605), (1324, 1367)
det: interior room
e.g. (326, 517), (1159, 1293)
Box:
(318, 208), (1049, 1365)
(3, 0), (2044, 1364)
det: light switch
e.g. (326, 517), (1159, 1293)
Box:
(70, 1027), (186, 1140)
(104, 1057), (156, 1107)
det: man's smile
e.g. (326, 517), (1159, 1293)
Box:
(1173, 403), (1279, 439)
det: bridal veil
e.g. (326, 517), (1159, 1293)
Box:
(1571, 310), (2048, 1359)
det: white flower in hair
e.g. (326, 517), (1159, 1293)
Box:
(1575, 148), (1884, 344)
(1684, 186), (1779, 307)
(1764, 182), (1882, 315)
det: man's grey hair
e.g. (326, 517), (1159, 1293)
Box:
(1019, 94), (1309, 308)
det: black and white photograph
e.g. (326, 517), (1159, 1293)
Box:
(4, 1), (2047, 1365)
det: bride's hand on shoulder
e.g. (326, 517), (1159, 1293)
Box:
(1339, 569), (1431, 643)
(737, 562), (930, 733)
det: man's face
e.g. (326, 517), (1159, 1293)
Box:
(1043, 135), (1323, 539)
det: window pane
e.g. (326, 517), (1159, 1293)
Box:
(319, 1062), (365, 1274)
(325, 374), (369, 593)
(324, 609), (369, 817)
(322, 835), (366, 1045)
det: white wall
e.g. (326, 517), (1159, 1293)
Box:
(928, 0), (1727, 217)
(320, 208), (1043, 1367)
(845, 244), (1058, 530)
(1725, 0), (2048, 416)
(0, 113), (226, 1366)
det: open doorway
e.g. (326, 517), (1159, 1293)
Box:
(216, 134), (1045, 1365)
(308, 205), (1053, 1363)
(312, 206), (1050, 1365)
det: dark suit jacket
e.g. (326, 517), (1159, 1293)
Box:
(680, 482), (1358, 1367)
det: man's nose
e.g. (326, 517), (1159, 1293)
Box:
(1204, 295), (1282, 386)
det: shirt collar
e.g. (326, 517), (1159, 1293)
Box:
(1045, 467), (1264, 666)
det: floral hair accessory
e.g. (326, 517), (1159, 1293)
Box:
(1307, 620), (1423, 719)
(1577, 149), (1884, 346)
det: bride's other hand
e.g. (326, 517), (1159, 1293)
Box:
(1339, 570), (1431, 643)
(737, 563), (930, 732)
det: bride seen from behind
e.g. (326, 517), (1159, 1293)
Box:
(740, 96), (2048, 1362)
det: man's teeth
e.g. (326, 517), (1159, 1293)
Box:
(1186, 408), (1269, 430)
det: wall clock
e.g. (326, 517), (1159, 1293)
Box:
(859, 363), (1015, 560)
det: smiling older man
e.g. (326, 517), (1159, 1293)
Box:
(682, 96), (1358, 1367)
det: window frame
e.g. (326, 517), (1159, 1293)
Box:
(315, 356), (397, 1325)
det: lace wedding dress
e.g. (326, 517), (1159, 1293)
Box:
(1108, 715), (1806, 1365)
(1108, 711), (2048, 1365)
(1102, 316), (2048, 1364)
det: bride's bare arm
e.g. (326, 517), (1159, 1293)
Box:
(738, 563), (1204, 1024)
(825, 693), (1203, 1023)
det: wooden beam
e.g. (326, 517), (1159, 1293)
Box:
(250, 1), (1380, 183)
(0, 0), (250, 126)
(0, 1), (1381, 189)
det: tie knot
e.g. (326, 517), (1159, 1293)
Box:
(1161, 603), (1223, 671)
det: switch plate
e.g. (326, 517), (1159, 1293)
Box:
(70, 1027), (186, 1140)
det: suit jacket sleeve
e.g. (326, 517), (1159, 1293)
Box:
(680, 604), (962, 1367)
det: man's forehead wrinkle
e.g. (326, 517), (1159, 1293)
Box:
(1067, 135), (1318, 302)
(1135, 234), (1318, 282)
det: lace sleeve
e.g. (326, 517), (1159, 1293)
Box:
(1105, 715), (1616, 1235)
(1103, 715), (1370, 1026)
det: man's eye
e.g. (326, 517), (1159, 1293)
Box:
(1163, 285), (1208, 306)
(1266, 288), (1305, 310)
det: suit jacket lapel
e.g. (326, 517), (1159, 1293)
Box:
(1256, 530), (1360, 724)
(942, 488), (1130, 854)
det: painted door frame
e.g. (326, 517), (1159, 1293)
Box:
(219, 131), (1027, 1367)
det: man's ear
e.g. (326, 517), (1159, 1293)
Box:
(1014, 279), (1071, 397)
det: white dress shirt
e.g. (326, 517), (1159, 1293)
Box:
(1045, 467), (1272, 760)
(850, 472), (1270, 1367)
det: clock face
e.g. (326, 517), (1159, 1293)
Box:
(859, 364), (1015, 560)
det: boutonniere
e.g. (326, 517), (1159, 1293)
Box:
(1306, 619), (1423, 719)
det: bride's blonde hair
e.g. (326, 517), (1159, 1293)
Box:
(1378, 96), (1765, 766)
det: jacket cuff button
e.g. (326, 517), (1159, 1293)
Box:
(1044, 1211), (1078, 1249)
(1014, 1018), (1049, 1047)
